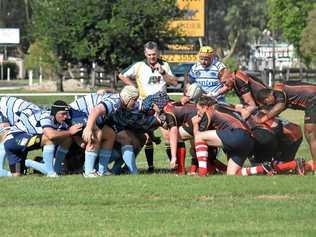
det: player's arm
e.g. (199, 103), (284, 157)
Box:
(259, 91), (286, 123)
(82, 104), (106, 142)
(260, 102), (286, 123)
(118, 73), (136, 87)
(43, 125), (82, 141)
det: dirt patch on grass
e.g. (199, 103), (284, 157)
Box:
(256, 195), (289, 200)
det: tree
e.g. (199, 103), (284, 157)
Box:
(267, 0), (315, 59)
(206, 0), (268, 59)
(30, 0), (182, 91)
(300, 5), (316, 65)
(0, 0), (31, 54)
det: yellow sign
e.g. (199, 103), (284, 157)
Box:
(161, 54), (198, 63)
(167, 44), (195, 51)
(170, 0), (205, 37)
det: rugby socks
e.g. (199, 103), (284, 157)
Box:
(0, 143), (12, 177)
(145, 141), (154, 170)
(54, 146), (68, 174)
(98, 148), (112, 175)
(189, 148), (198, 175)
(26, 144), (55, 175)
(237, 166), (265, 176)
(84, 151), (98, 175)
(273, 160), (297, 173)
(165, 143), (172, 161)
(177, 142), (186, 175)
(43, 144), (55, 175)
(304, 160), (316, 172)
(195, 141), (208, 176)
(121, 145), (137, 175)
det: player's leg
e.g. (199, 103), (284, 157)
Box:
(98, 125), (115, 175)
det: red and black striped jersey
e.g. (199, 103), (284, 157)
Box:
(199, 104), (251, 133)
(274, 81), (316, 110)
(163, 102), (197, 128)
(233, 70), (267, 105)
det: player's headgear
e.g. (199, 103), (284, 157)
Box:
(120, 85), (139, 105)
(199, 46), (214, 58)
(186, 83), (203, 100)
(143, 91), (170, 112)
(51, 100), (70, 116)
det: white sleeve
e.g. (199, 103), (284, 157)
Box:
(162, 62), (174, 76)
(122, 62), (138, 78)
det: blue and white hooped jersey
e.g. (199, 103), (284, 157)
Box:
(69, 93), (103, 115)
(188, 59), (226, 101)
(109, 98), (156, 132)
(98, 93), (122, 116)
(0, 96), (41, 126)
(69, 93), (105, 126)
(10, 110), (69, 135)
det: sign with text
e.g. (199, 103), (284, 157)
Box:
(0, 28), (20, 44)
(169, 0), (205, 37)
(161, 53), (198, 63)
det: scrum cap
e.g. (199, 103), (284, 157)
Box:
(199, 46), (214, 58)
(120, 85), (139, 105)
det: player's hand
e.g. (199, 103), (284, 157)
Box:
(239, 108), (251, 120)
(69, 124), (83, 135)
(180, 95), (190, 105)
(153, 63), (165, 75)
(191, 115), (201, 125)
(82, 127), (93, 143)
(170, 157), (177, 169)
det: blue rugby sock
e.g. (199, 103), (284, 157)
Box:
(43, 144), (55, 175)
(121, 145), (137, 175)
(54, 146), (68, 174)
(0, 143), (12, 177)
(26, 144), (55, 175)
(98, 149), (112, 174)
(84, 151), (98, 175)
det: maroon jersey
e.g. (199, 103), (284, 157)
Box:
(233, 70), (267, 105)
(274, 81), (316, 110)
(163, 102), (197, 128)
(199, 103), (251, 133)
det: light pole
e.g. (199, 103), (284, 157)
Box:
(262, 29), (276, 85)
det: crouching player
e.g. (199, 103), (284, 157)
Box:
(4, 101), (82, 176)
(192, 96), (254, 175)
(82, 86), (139, 176)
(0, 96), (42, 177)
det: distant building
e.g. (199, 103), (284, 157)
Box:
(249, 43), (299, 71)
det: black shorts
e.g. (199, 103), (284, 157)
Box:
(4, 132), (42, 166)
(217, 128), (254, 166)
(181, 120), (194, 136)
(252, 127), (278, 163)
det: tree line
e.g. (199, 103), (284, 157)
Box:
(0, 0), (315, 90)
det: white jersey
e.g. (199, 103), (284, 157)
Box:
(122, 59), (174, 98)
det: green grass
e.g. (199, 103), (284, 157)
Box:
(1, 175), (316, 237)
(0, 92), (315, 237)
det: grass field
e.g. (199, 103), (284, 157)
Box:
(0, 92), (315, 237)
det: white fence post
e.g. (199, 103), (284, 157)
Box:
(7, 67), (10, 81)
(28, 70), (33, 86)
